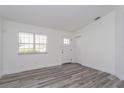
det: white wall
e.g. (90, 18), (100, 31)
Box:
(0, 18), (3, 77)
(115, 7), (124, 80)
(73, 11), (116, 74)
(2, 20), (71, 75)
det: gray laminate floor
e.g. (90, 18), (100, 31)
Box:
(0, 63), (124, 88)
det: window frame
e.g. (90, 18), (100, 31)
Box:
(18, 32), (48, 55)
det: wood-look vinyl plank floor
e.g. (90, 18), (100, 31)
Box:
(0, 63), (123, 88)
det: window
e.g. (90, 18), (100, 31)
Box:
(64, 38), (70, 45)
(19, 32), (34, 53)
(35, 34), (47, 52)
(19, 32), (47, 54)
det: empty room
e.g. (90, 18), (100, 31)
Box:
(0, 5), (124, 88)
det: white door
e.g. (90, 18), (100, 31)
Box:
(61, 38), (72, 63)
(75, 35), (85, 63)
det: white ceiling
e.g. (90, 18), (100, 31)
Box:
(0, 5), (117, 31)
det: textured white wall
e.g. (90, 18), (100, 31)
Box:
(2, 20), (72, 75)
(73, 11), (116, 75)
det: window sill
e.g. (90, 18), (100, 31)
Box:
(18, 52), (48, 55)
